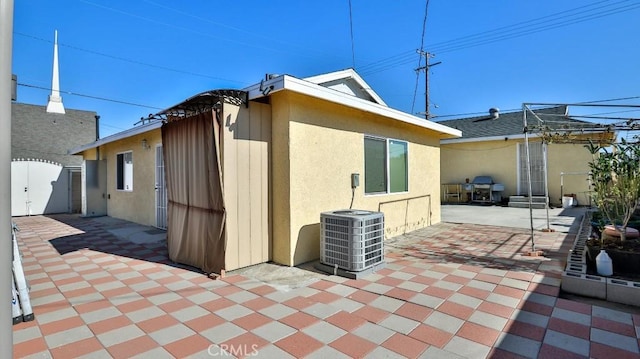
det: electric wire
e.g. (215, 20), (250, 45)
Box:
(359, 0), (640, 76)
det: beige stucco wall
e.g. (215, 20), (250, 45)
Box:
(441, 138), (593, 206)
(271, 91), (444, 266)
(98, 128), (162, 227)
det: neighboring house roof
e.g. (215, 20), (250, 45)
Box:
(437, 106), (602, 144)
(12, 103), (97, 166)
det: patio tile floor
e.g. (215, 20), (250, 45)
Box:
(11, 214), (640, 358)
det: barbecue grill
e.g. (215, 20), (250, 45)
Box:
(470, 176), (504, 204)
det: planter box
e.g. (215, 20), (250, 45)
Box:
(561, 271), (606, 299)
(586, 247), (640, 277)
(607, 278), (640, 306)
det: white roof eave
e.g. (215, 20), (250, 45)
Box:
(69, 121), (162, 155)
(246, 75), (461, 138)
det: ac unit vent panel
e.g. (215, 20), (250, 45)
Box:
(320, 210), (384, 272)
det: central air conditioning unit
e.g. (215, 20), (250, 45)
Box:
(320, 210), (384, 272)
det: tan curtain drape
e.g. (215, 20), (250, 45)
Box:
(161, 111), (226, 274)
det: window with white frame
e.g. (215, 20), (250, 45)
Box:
(116, 151), (133, 191)
(364, 136), (408, 194)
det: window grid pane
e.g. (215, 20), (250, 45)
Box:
(364, 137), (387, 194)
(389, 140), (408, 193)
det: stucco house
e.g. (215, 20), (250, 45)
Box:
(70, 69), (461, 275)
(437, 106), (613, 207)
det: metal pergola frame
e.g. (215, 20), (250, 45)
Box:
(522, 101), (640, 253)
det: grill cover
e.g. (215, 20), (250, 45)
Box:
(472, 176), (494, 184)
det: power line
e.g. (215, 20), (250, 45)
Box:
(15, 32), (249, 85)
(359, 0), (640, 76)
(18, 83), (163, 110)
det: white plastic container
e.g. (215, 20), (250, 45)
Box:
(562, 196), (574, 208)
(596, 250), (613, 276)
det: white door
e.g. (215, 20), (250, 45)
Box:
(155, 145), (167, 229)
(518, 142), (546, 196)
(11, 160), (67, 216)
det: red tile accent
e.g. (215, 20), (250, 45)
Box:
(458, 286), (491, 300)
(409, 324), (453, 348)
(488, 347), (529, 359)
(115, 298), (154, 313)
(431, 265), (455, 274)
(477, 301), (514, 319)
(548, 317), (590, 339)
(309, 280), (336, 291)
(279, 312), (320, 330)
(101, 286), (135, 298)
(326, 311), (368, 331)
(505, 271), (535, 281)
(200, 297), (236, 312)
(527, 282), (560, 296)
(221, 275), (248, 284)
(394, 302), (433, 322)
(275, 331), (323, 358)
(377, 276), (404, 287)
(400, 265), (426, 275)
(29, 287), (61, 298)
(49, 336), (104, 358)
(519, 301), (553, 316)
(52, 276), (84, 286)
(64, 286), (98, 298)
(437, 301), (474, 320)
(307, 291), (342, 304)
(222, 332), (269, 355)
(457, 322), (500, 347)
(382, 333), (429, 357)
(73, 299), (112, 314)
(592, 316), (636, 336)
(155, 275), (181, 285)
(386, 288), (418, 301)
(13, 337), (49, 358)
(443, 274), (471, 285)
(282, 296), (316, 310)
(410, 275), (437, 286)
(422, 286), (454, 299)
(243, 297), (277, 312)
(233, 312), (273, 331)
(553, 298), (590, 315)
(106, 335), (160, 358)
(184, 313), (226, 332)
(329, 333), (377, 358)
(504, 319), (546, 341)
(87, 276), (118, 286)
(353, 306), (391, 324)
(343, 278), (370, 289)
(475, 273), (503, 284)
(347, 289), (379, 304)
(538, 344), (587, 359)
(158, 298), (194, 313)
(164, 334), (215, 358)
(590, 342), (640, 359)
(136, 314), (179, 333)
(88, 315), (134, 335)
(248, 284), (277, 296)
(214, 285), (244, 296)
(493, 285), (525, 299)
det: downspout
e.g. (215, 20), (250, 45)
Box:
(95, 115), (100, 160)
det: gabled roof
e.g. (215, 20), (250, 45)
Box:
(437, 106), (599, 143)
(303, 68), (387, 106)
(245, 71), (461, 138)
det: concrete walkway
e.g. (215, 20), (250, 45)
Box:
(11, 213), (640, 358)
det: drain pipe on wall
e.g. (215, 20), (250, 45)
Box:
(1, 0), (15, 356)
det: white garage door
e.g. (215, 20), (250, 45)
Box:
(11, 160), (69, 216)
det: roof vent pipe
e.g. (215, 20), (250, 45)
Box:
(489, 108), (499, 119)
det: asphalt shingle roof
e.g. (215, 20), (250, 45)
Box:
(436, 105), (592, 140)
(11, 103), (97, 166)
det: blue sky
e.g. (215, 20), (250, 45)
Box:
(12, 0), (640, 137)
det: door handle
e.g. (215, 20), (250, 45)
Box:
(24, 187), (27, 192)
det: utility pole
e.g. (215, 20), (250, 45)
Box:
(415, 51), (441, 120)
